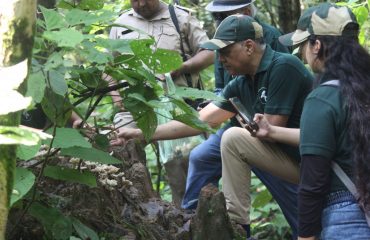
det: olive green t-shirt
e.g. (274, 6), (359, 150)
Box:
(214, 46), (313, 161)
(300, 80), (352, 193)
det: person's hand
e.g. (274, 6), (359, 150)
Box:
(109, 127), (144, 146)
(252, 113), (272, 139)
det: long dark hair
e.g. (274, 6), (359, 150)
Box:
(309, 24), (370, 209)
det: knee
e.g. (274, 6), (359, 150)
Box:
(221, 127), (250, 150)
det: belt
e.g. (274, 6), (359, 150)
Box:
(326, 190), (356, 206)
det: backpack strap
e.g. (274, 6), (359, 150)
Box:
(331, 162), (359, 200)
(168, 4), (194, 88)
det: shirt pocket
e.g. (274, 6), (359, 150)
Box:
(153, 23), (181, 53)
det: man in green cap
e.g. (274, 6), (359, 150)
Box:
(112, 15), (313, 238)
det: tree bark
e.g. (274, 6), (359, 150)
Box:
(276, 0), (301, 33)
(0, 0), (36, 239)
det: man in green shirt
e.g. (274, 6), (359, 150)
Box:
(112, 15), (313, 238)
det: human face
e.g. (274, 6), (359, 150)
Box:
(218, 42), (249, 75)
(131, 0), (160, 19)
(304, 39), (323, 73)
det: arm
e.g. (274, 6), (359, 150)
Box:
(111, 102), (234, 145)
(253, 113), (300, 146)
(171, 50), (214, 79)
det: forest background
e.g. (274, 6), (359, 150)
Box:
(0, 0), (369, 239)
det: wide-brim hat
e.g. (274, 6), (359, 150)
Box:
(206, 0), (255, 12)
(279, 3), (358, 46)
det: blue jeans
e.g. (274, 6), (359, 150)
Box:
(321, 191), (370, 239)
(182, 127), (298, 238)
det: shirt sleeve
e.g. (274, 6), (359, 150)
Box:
(300, 96), (336, 159)
(182, 13), (209, 54)
(264, 60), (306, 115)
(299, 154), (331, 237)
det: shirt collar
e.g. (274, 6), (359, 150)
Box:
(255, 45), (275, 74)
(128, 2), (170, 21)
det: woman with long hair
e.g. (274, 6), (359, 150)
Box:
(250, 3), (370, 239)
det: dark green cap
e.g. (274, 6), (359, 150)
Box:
(200, 14), (263, 50)
(279, 3), (358, 46)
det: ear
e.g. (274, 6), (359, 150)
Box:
(243, 39), (255, 54)
(313, 40), (321, 54)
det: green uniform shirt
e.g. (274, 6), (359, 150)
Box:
(214, 46), (313, 161)
(300, 77), (352, 193)
(214, 18), (290, 89)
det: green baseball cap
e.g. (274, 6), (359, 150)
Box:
(200, 14), (263, 50)
(279, 3), (358, 46)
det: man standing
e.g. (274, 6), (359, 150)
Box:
(109, 0), (214, 207)
(112, 15), (313, 238)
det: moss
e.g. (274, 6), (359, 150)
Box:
(4, 18), (35, 65)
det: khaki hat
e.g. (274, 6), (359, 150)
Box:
(279, 3), (358, 46)
(200, 14), (263, 50)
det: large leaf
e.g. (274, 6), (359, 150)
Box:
(175, 87), (222, 101)
(136, 108), (158, 142)
(29, 203), (73, 240)
(77, 0), (104, 10)
(41, 88), (72, 127)
(44, 128), (91, 149)
(252, 188), (272, 208)
(45, 52), (64, 71)
(16, 141), (41, 160)
(39, 6), (67, 31)
(26, 71), (46, 104)
(0, 126), (50, 146)
(10, 167), (36, 206)
(95, 38), (132, 54)
(43, 29), (84, 48)
(44, 166), (97, 187)
(49, 69), (68, 96)
(353, 6), (369, 26)
(130, 39), (182, 74)
(60, 146), (121, 164)
(72, 218), (99, 240)
(65, 8), (114, 26)
(172, 113), (214, 133)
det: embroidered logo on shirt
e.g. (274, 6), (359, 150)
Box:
(258, 87), (267, 104)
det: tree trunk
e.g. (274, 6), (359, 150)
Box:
(0, 0), (36, 239)
(276, 0), (301, 33)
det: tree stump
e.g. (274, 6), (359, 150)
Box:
(191, 184), (234, 240)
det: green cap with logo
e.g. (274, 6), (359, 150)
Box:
(200, 14), (263, 50)
(279, 3), (358, 46)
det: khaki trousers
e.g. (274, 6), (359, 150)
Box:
(221, 127), (300, 225)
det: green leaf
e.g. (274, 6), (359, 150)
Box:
(44, 166), (97, 187)
(93, 134), (109, 151)
(151, 48), (182, 73)
(16, 141), (41, 160)
(252, 188), (272, 208)
(41, 88), (72, 127)
(39, 6), (67, 30)
(44, 128), (92, 149)
(353, 6), (369, 26)
(43, 29), (84, 48)
(79, 41), (112, 64)
(165, 73), (176, 95)
(95, 38), (132, 53)
(49, 69), (68, 96)
(0, 126), (50, 145)
(26, 71), (46, 104)
(65, 8), (113, 26)
(45, 52), (64, 71)
(72, 218), (99, 240)
(60, 146), (121, 164)
(172, 113), (214, 133)
(10, 167), (36, 206)
(77, 0), (104, 10)
(29, 203), (73, 240)
(175, 87), (222, 101)
(136, 108), (158, 142)
(368, 0), (370, 11)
